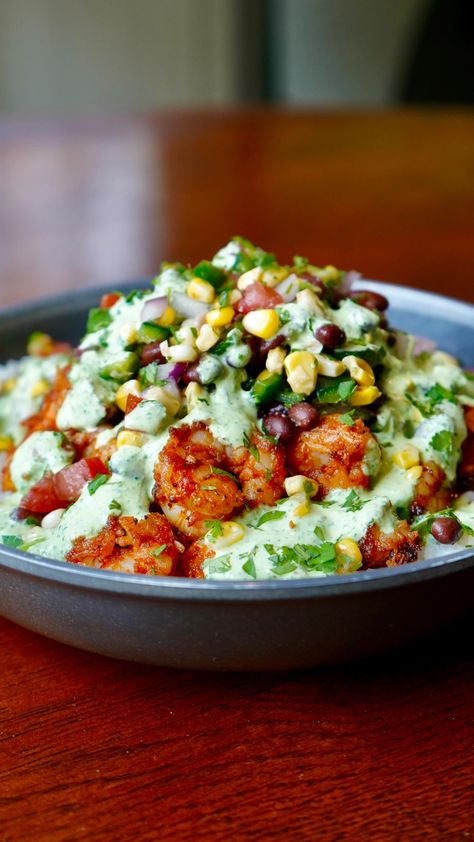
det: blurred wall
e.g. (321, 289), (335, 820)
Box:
(270, 0), (431, 104)
(0, 0), (241, 112)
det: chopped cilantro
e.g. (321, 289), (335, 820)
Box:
(293, 254), (308, 271)
(204, 520), (224, 539)
(86, 307), (112, 334)
(242, 557), (257, 579)
(403, 419), (415, 439)
(211, 467), (240, 484)
(265, 540), (337, 576)
(339, 411), (355, 426)
(243, 431), (259, 461)
(426, 384), (456, 404)
(88, 474), (110, 495)
(251, 510), (285, 529)
(342, 490), (367, 512)
(1, 535), (23, 548)
(152, 544), (167, 558)
(109, 499), (122, 513)
(125, 289), (146, 303)
(206, 554), (232, 574)
(316, 376), (357, 405)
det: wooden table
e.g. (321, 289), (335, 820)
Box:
(0, 110), (473, 841)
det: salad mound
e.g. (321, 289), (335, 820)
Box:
(1, 237), (474, 580)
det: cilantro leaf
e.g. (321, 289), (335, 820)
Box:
(251, 510), (285, 529)
(152, 544), (167, 558)
(211, 467), (240, 484)
(342, 490), (367, 512)
(86, 308), (112, 334)
(426, 384), (456, 405)
(339, 411), (355, 426)
(205, 554), (232, 575)
(242, 557), (257, 579)
(88, 474), (110, 495)
(1, 535), (23, 548)
(204, 520), (224, 539)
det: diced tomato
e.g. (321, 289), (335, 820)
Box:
(20, 476), (64, 513)
(53, 458), (110, 502)
(20, 457), (110, 513)
(236, 282), (284, 314)
(125, 394), (142, 414)
(100, 292), (121, 309)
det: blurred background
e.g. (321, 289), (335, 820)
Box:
(0, 0), (473, 308)
(0, 0), (473, 112)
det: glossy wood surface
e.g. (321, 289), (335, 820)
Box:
(0, 110), (473, 840)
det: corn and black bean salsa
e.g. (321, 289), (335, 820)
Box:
(1, 237), (474, 579)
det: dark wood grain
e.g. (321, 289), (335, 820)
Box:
(0, 110), (473, 841)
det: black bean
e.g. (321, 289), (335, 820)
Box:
(263, 411), (294, 442)
(431, 516), (462, 544)
(350, 290), (389, 312)
(315, 323), (346, 350)
(140, 342), (165, 366)
(288, 402), (319, 430)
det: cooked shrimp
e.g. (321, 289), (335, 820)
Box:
(459, 407), (474, 489)
(66, 512), (180, 575)
(359, 521), (421, 568)
(22, 365), (71, 435)
(181, 541), (211, 579)
(154, 422), (244, 538)
(228, 431), (286, 508)
(410, 461), (452, 517)
(287, 414), (380, 494)
(69, 428), (117, 464)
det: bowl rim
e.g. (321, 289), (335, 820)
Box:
(1, 280), (473, 601)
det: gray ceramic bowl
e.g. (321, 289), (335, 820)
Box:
(0, 282), (473, 670)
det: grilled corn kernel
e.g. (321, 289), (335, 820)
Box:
(284, 475), (319, 498)
(392, 446), (420, 470)
(228, 289), (243, 305)
(237, 267), (263, 290)
(1, 378), (17, 394)
(406, 464), (423, 481)
(206, 307), (235, 328)
(167, 343), (198, 363)
(262, 267), (288, 288)
(266, 347), (286, 374)
(196, 323), (220, 352)
(292, 492), (311, 517)
(115, 379), (141, 412)
(185, 381), (204, 410)
(284, 351), (318, 395)
(318, 265), (340, 282)
(242, 309), (280, 340)
(117, 430), (145, 448)
(187, 278), (215, 304)
(350, 386), (381, 406)
(342, 355), (375, 387)
(143, 386), (181, 417)
(27, 332), (53, 356)
(431, 351), (459, 367)
(296, 289), (325, 315)
(212, 521), (245, 549)
(0, 435), (13, 451)
(336, 537), (363, 570)
(30, 379), (50, 398)
(157, 305), (176, 327)
(118, 323), (138, 345)
(176, 325), (197, 346)
(316, 355), (346, 377)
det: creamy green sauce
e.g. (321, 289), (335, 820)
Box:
(181, 368), (256, 447)
(0, 354), (68, 443)
(10, 431), (73, 493)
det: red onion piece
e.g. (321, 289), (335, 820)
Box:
(414, 336), (437, 356)
(141, 296), (168, 322)
(168, 362), (188, 383)
(340, 270), (361, 295)
(171, 291), (208, 319)
(155, 362), (175, 380)
(275, 273), (299, 302)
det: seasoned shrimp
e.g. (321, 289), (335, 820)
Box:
(154, 422), (244, 538)
(287, 414), (380, 494)
(359, 521), (421, 568)
(69, 428), (117, 464)
(181, 541), (211, 579)
(22, 365), (71, 435)
(66, 512), (180, 575)
(410, 461), (452, 517)
(459, 407), (474, 489)
(228, 431), (286, 508)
